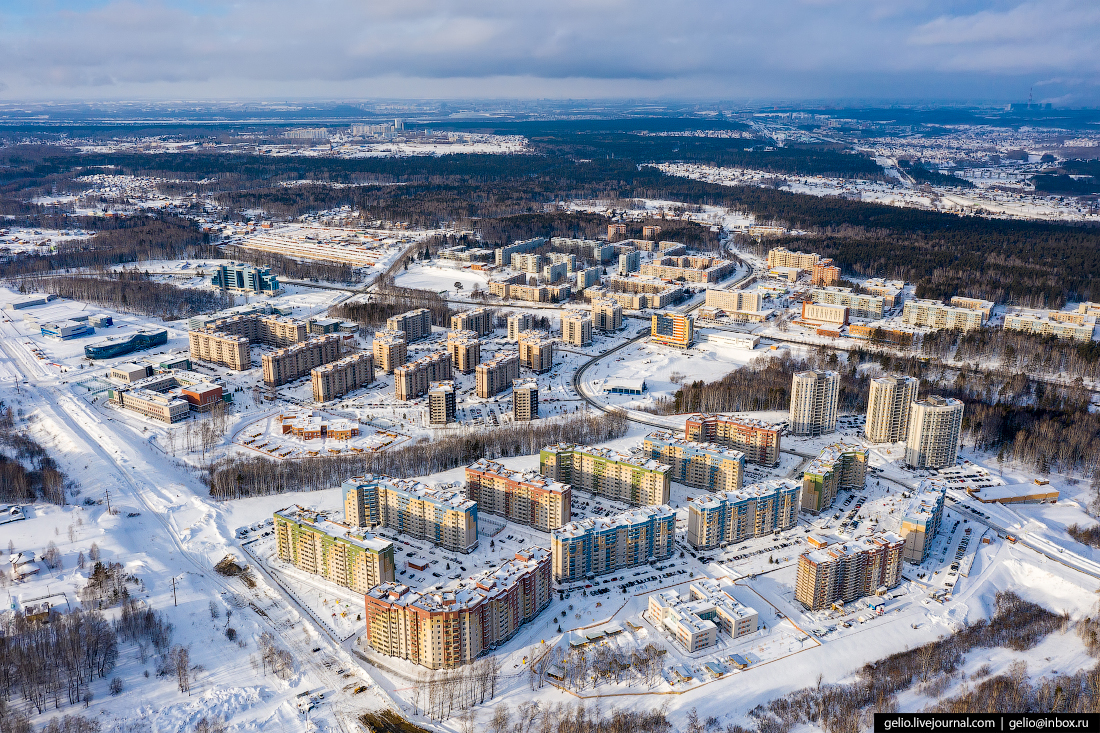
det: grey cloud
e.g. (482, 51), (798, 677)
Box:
(0, 0), (1096, 100)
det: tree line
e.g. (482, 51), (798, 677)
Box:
(220, 244), (354, 283)
(330, 281), (453, 328)
(28, 272), (233, 321)
(0, 405), (67, 505)
(208, 412), (628, 499)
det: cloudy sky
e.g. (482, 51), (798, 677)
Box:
(1, 0), (1098, 103)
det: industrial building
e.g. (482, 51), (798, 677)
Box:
(684, 414), (782, 466)
(446, 330), (481, 373)
(465, 458), (571, 531)
(476, 350), (520, 398)
(363, 548), (550, 669)
(540, 444), (671, 506)
(905, 396), (964, 469)
(41, 320), (94, 340)
(551, 504), (674, 583)
(647, 580), (759, 652)
(650, 311), (694, 348)
(372, 331), (408, 373)
(643, 432), (745, 494)
(385, 308), (433, 342)
(865, 375), (918, 443)
(789, 370), (840, 436)
(801, 444), (868, 514)
(342, 476), (479, 554)
(428, 381), (457, 425)
(312, 352), (375, 402)
(795, 533), (904, 610)
(685, 479), (801, 550)
(513, 378), (539, 421)
(394, 351), (453, 401)
(262, 334), (343, 387)
(274, 506), (395, 594)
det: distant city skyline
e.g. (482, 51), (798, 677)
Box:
(1, 0), (1097, 104)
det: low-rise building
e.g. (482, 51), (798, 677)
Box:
(801, 444), (868, 514)
(795, 533), (904, 610)
(111, 388), (190, 423)
(647, 580), (759, 652)
(342, 475), (479, 554)
(551, 504), (675, 583)
(684, 414), (781, 466)
(643, 432), (745, 493)
(800, 302), (849, 326)
(465, 459), (571, 531)
(476, 350), (520, 398)
(686, 479), (801, 549)
(274, 506), (395, 594)
(363, 548), (550, 669)
(540, 444), (671, 506)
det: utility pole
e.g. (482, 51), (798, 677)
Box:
(105, 488), (112, 515)
(172, 576), (178, 607)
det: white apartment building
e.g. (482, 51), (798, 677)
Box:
(902, 299), (984, 331)
(906, 396), (964, 469)
(789, 370), (839, 437)
(865, 375), (918, 443)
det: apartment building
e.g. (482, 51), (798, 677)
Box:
(643, 432), (745, 493)
(684, 414), (782, 466)
(450, 308), (492, 337)
(1004, 313), (1095, 342)
(865, 375), (918, 443)
(394, 351), (453, 401)
(686, 479), (801, 550)
(507, 312), (534, 340)
(767, 247), (820, 270)
(511, 252), (544, 273)
(906, 396), (964, 469)
(363, 548), (550, 669)
(591, 299), (623, 332)
(518, 331), (555, 373)
(576, 266), (601, 290)
(495, 237), (546, 266)
(476, 351), (520, 398)
(789, 370), (840, 436)
(188, 330), (251, 370)
(542, 261), (568, 283)
(899, 483), (947, 563)
(262, 334), (343, 387)
(465, 459), (571, 532)
(274, 505), (395, 594)
(428, 381), (457, 425)
(812, 259), (841, 287)
(312, 352), (375, 402)
(540, 444), (671, 506)
(801, 444), (868, 514)
(385, 308), (433, 342)
(862, 279), (905, 309)
(342, 476), (479, 554)
(949, 296), (995, 320)
(647, 580), (759, 652)
(446, 330), (482, 373)
(561, 311), (593, 346)
(372, 331), (408, 373)
(650, 311), (694, 348)
(640, 255), (736, 284)
(206, 313), (308, 347)
(902, 299), (984, 331)
(513, 378), (539, 421)
(704, 289), (761, 313)
(489, 282), (570, 303)
(811, 287), (885, 320)
(618, 250), (641, 275)
(210, 263), (280, 294)
(795, 533), (904, 610)
(551, 505), (674, 583)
